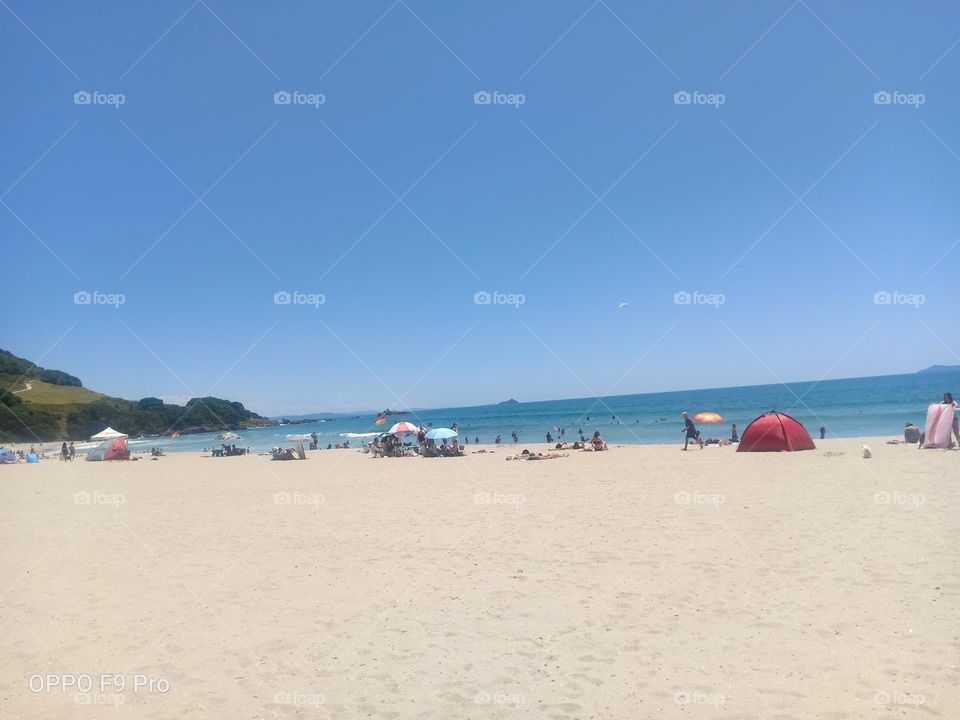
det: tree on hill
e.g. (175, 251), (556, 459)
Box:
(0, 348), (82, 387)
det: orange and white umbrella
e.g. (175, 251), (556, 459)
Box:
(693, 412), (724, 423)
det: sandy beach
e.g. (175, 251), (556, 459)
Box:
(1, 438), (957, 719)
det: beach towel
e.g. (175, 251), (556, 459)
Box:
(923, 403), (956, 448)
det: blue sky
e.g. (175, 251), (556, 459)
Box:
(2, 1), (959, 415)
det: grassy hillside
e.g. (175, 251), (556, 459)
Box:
(0, 349), (275, 443)
(6, 378), (105, 406)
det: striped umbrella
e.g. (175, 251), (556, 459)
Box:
(387, 421), (420, 434)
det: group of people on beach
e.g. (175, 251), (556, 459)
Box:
(58, 442), (76, 461)
(680, 412), (740, 450)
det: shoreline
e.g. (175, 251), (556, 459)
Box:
(2, 432), (923, 460)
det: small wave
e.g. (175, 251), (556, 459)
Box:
(340, 432), (380, 438)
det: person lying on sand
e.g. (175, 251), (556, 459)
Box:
(508, 449), (567, 460)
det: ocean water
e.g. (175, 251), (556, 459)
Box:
(134, 371), (960, 454)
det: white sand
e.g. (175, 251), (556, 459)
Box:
(1, 438), (957, 719)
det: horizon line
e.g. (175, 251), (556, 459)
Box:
(269, 365), (958, 419)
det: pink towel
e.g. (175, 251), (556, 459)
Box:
(923, 403), (956, 448)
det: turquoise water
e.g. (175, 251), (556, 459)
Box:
(136, 371), (960, 454)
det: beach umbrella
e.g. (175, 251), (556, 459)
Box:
(425, 427), (457, 440)
(693, 412), (724, 423)
(388, 421), (420, 434)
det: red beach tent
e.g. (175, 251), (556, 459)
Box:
(86, 438), (130, 461)
(736, 412), (815, 452)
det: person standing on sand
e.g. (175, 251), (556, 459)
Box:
(60, 442), (68, 461)
(681, 412), (702, 450)
(68, 441), (75, 460)
(820, 426), (826, 440)
(731, 423), (738, 442)
(942, 392), (960, 447)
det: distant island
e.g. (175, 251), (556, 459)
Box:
(0, 348), (276, 443)
(498, 398), (520, 405)
(918, 365), (960, 374)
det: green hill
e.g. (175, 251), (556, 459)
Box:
(0, 348), (275, 443)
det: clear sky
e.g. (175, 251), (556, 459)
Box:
(2, 1), (959, 415)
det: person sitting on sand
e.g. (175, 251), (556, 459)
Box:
(904, 422), (921, 444)
(590, 431), (607, 451)
(681, 412), (703, 450)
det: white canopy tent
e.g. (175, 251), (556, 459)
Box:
(90, 426), (128, 441)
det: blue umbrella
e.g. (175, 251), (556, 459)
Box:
(425, 428), (457, 440)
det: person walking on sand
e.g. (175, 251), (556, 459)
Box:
(681, 411), (702, 450)
(60, 442), (68, 461)
(68, 441), (75, 460)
